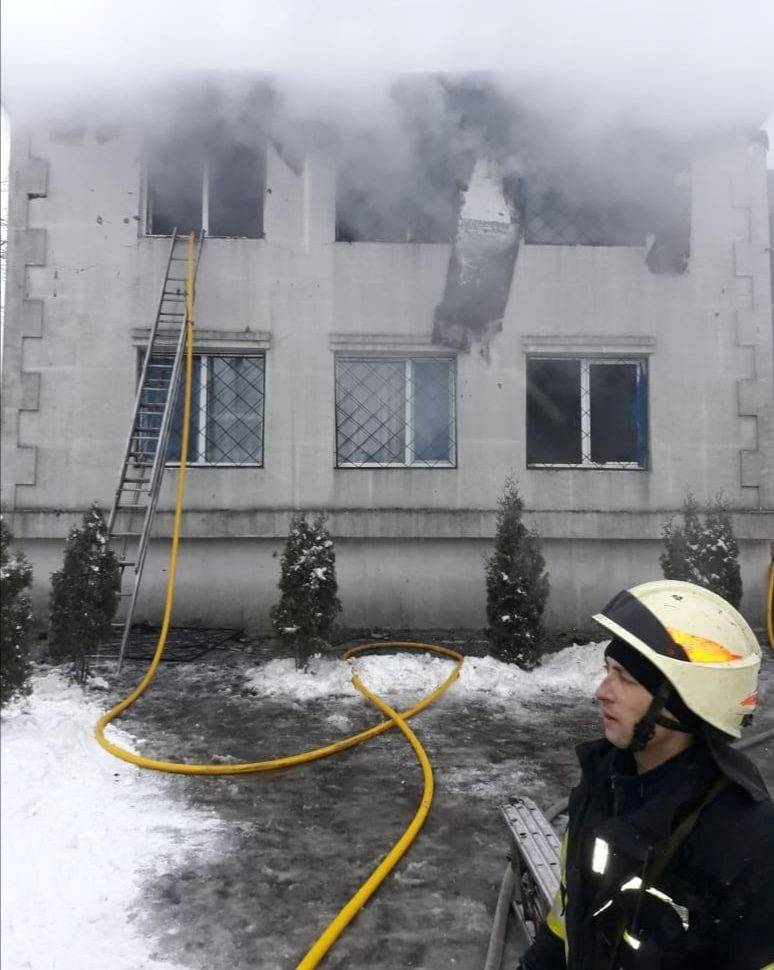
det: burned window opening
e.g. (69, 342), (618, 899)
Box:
(335, 178), (459, 244)
(334, 79), (467, 245)
(509, 130), (692, 269)
(526, 357), (648, 469)
(147, 135), (265, 239)
(520, 186), (654, 247)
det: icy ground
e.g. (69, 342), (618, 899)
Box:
(2, 639), (772, 970)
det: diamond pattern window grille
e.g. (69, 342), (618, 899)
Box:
(135, 352), (265, 466)
(522, 190), (650, 247)
(335, 357), (456, 468)
(526, 357), (648, 469)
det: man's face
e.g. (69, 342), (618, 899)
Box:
(594, 656), (653, 748)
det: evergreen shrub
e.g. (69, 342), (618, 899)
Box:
(271, 512), (342, 669)
(49, 503), (120, 683)
(485, 478), (550, 668)
(1, 518), (34, 707)
(660, 493), (742, 608)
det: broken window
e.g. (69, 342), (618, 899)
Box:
(334, 91), (462, 244)
(335, 174), (458, 243)
(137, 353), (265, 465)
(512, 129), (691, 259)
(147, 137), (265, 238)
(521, 187), (654, 246)
(526, 357), (647, 468)
(335, 357), (456, 467)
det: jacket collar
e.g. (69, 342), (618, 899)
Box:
(576, 733), (770, 804)
(573, 739), (714, 863)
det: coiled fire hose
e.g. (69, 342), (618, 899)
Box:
(95, 233), (463, 967)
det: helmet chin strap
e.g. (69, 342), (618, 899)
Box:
(628, 679), (694, 753)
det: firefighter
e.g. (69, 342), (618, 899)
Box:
(520, 579), (774, 970)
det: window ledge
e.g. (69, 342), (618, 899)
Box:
(131, 328), (271, 352)
(330, 332), (443, 354)
(527, 463), (647, 471)
(142, 234), (266, 241)
(165, 462), (264, 468)
(520, 334), (655, 355)
(336, 462), (457, 470)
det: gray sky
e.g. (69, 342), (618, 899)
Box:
(2, 0), (773, 141)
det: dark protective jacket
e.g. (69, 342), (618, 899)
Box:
(520, 738), (774, 970)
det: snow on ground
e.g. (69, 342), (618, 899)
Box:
(0, 669), (225, 970)
(244, 640), (607, 704)
(0, 643), (606, 970)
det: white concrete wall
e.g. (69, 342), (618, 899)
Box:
(2, 122), (772, 631)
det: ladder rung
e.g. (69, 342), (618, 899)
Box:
(118, 561), (136, 568)
(112, 531), (142, 538)
(123, 475), (151, 483)
(116, 505), (147, 513)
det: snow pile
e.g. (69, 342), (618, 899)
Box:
(460, 641), (606, 697)
(245, 641), (607, 703)
(1, 669), (224, 970)
(245, 655), (358, 700)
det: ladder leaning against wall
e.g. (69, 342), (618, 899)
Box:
(107, 229), (204, 670)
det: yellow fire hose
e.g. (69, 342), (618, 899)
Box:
(95, 233), (463, 967)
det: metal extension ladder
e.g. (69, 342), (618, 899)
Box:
(484, 797), (563, 970)
(107, 229), (204, 670)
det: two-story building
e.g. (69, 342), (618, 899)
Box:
(2, 78), (772, 631)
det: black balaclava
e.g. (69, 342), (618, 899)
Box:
(605, 637), (699, 752)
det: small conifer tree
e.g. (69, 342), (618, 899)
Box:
(49, 503), (120, 684)
(271, 512), (342, 669)
(702, 499), (742, 608)
(660, 493), (742, 608)
(485, 478), (550, 668)
(1, 518), (34, 707)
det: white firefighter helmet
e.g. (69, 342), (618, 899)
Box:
(593, 580), (761, 738)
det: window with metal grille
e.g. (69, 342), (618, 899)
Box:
(526, 357), (648, 469)
(137, 353), (265, 466)
(335, 357), (456, 467)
